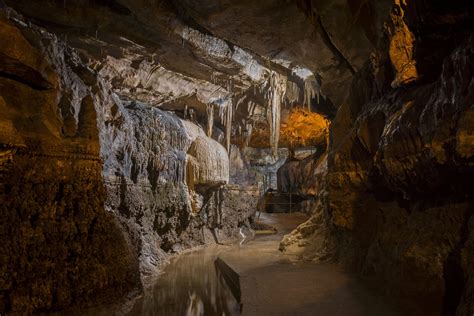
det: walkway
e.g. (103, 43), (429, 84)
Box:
(216, 212), (398, 316)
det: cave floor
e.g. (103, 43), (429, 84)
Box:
(216, 212), (400, 316)
(109, 213), (398, 316)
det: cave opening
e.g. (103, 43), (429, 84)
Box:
(1, 0), (473, 315)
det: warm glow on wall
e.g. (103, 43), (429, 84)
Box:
(280, 107), (329, 148)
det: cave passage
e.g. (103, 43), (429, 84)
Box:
(1, 0), (473, 315)
(119, 212), (397, 316)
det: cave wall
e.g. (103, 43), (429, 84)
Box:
(326, 38), (474, 315)
(282, 1), (474, 315)
(0, 12), (140, 313)
(99, 97), (252, 276)
(277, 153), (327, 197)
(1, 0), (473, 314)
(0, 8), (255, 313)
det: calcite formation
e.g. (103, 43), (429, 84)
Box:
(1, 0), (473, 315)
(3, 0), (362, 155)
(99, 97), (241, 275)
(0, 13), (140, 313)
(0, 7), (253, 314)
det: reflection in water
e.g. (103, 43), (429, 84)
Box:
(128, 246), (240, 316)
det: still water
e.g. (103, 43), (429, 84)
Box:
(127, 246), (240, 316)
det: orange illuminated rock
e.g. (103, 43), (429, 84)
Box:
(281, 108), (330, 149)
(387, 0), (419, 87)
(247, 107), (330, 149)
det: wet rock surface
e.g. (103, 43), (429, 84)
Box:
(217, 213), (398, 316)
(1, 0), (473, 315)
(0, 8), (254, 314)
(0, 13), (140, 313)
(282, 1), (474, 315)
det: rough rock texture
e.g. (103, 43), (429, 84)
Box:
(0, 12), (140, 313)
(327, 38), (474, 315)
(3, 0), (382, 154)
(282, 1), (474, 315)
(99, 98), (250, 276)
(0, 7), (254, 313)
(2, 0), (474, 314)
(277, 153), (327, 197)
(276, 153), (327, 216)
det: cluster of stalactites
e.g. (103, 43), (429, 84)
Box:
(286, 80), (300, 105)
(203, 69), (320, 156)
(304, 75), (321, 109)
(265, 71), (288, 156)
(203, 79), (236, 156)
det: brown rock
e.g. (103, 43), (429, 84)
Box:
(0, 14), (140, 314)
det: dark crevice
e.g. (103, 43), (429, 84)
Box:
(317, 16), (356, 75)
(442, 209), (473, 315)
(169, 1), (215, 37)
(94, 0), (132, 16)
(0, 71), (52, 90)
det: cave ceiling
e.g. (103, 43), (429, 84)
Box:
(4, 0), (387, 149)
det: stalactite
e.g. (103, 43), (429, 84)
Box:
(243, 121), (253, 149)
(217, 96), (233, 154)
(206, 103), (214, 137)
(304, 74), (322, 108)
(225, 99), (233, 154)
(286, 80), (300, 105)
(266, 71), (287, 156)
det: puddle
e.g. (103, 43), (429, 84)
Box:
(127, 246), (240, 316)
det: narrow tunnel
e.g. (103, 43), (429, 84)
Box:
(0, 0), (473, 315)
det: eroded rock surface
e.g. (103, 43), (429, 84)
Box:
(100, 99), (251, 276)
(282, 1), (474, 315)
(3, 0), (381, 154)
(0, 8), (254, 314)
(0, 12), (140, 313)
(1, 0), (474, 315)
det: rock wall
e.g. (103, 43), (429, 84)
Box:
(2, 0), (473, 314)
(277, 153), (327, 197)
(0, 12), (140, 313)
(99, 98), (250, 276)
(327, 37), (474, 315)
(0, 8), (255, 313)
(283, 1), (474, 315)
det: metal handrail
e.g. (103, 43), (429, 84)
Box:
(260, 191), (297, 213)
(264, 192), (296, 195)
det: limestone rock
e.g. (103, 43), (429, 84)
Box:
(283, 3), (474, 314)
(187, 136), (229, 190)
(0, 13), (140, 314)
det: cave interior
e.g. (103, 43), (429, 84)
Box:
(0, 0), (473, 315)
